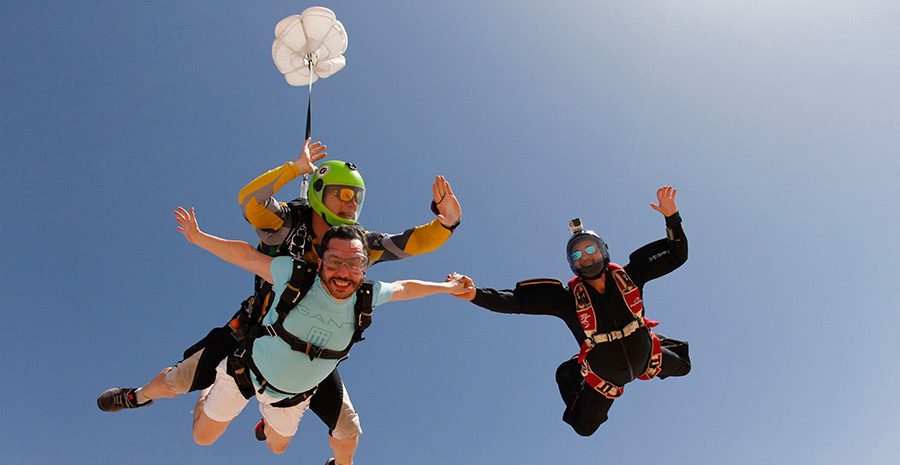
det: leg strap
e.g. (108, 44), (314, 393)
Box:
(579, 359), (624, 399)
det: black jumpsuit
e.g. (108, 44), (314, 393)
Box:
(471, 213), (691, 436)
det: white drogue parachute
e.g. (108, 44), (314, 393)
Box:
(272, 6), (348, 87)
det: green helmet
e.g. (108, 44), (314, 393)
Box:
(307, 160), (366, 226)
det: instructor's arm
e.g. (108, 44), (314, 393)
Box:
(174, 206), (274, 284)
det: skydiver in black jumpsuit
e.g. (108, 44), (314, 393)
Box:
(451, 186), (691, 436)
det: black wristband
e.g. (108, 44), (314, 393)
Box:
(430, 199), (441, 216)
(441, 218), (461, 232)
(664, 211), (682, 228)
(431, 199), (461, 232)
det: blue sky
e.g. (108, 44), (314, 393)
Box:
(2, 1), (899, 464)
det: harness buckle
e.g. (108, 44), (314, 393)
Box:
(305, 342), (323, 361)
(265, 325), (277, 338)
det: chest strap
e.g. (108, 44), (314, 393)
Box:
(259, 323), (350, 361)
(585, 318), (645, 345)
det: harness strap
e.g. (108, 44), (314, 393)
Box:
(580, 359), (624, 399)
(638, 331), (663, 380)
(226, 295), (256, 341)
(274, 259), (317, 316)
(227, 345), (316, 399)
(260, 323), (350, 361)
(607, 263), (644, 317)
(270, 386), (317, 408)
(588, 318), (645, 345)
(252, 281), (375, 361)
(351, 282), (374, 343)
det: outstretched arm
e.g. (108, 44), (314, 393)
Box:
(387, 275), (473, 302)
(446, 273), (571, 317)
(237, 138), (328, 231)
(174, 207), (275, 284)
(626, 185), (688, 285)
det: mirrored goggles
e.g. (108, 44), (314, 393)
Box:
(322, 253), (369, 276)
(325, 185), (365, 204)
(570, 245), (599, 261)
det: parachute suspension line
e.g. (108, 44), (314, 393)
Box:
(304, 54), (314, 141)
(299, 55), (315, 200)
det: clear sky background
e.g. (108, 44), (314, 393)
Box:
(2, 1), (899, 464)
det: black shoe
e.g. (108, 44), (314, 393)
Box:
(324, 459), (336, 465)
(97, 387), (153, 412)
(254, 419), (267, 441)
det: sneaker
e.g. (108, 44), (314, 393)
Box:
(254, 419), (267, 441)
(324, 459), (336, 465)
(97, 387), (153, 412)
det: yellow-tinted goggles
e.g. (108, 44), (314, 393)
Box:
(325, 186), (364, 204)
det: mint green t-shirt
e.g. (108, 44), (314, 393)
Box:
(251, 256), (394, 398)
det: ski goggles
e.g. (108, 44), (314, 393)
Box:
(325, 185), (365, 204)
(570, 245), (599, 261)
(322, 252), (369, 276)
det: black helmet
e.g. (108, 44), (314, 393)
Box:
(566, 218), (609, 279)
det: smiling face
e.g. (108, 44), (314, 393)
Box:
(569, 239), (604, 271)
(319, 237), (367, 300)
(565, 232), (609, 280)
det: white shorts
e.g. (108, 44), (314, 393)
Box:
(201, 360), (311, 437)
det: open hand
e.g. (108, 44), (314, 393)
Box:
(432, 176), (461, 227)
(650, 185), (678, 217)
(173, 207), (201, 244)
(296, 138), (328, 174)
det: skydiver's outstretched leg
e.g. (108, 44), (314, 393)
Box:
(308, 370), (361, 464)
(562, 389), (614, 437)
(556, 359), (614, 437)
(97, 325), (241, 411)
(555, 357), (582, 408)
(656, 336), (691, 379)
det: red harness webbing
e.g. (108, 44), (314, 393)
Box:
(568, 263), (663, 399)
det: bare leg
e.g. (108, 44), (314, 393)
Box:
(264, 427), (293, 454)
(141, 368), (181, 399)
(329, 435), (358, 465)
(192, 391), (232, 446)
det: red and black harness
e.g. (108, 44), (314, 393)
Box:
(569, 263), (662, 399)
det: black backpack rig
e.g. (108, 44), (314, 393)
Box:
(225, 199), (316, 342)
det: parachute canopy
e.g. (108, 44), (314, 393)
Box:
(272, 6), (348, 86)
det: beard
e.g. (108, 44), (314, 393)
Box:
(321, 271), (363, 300)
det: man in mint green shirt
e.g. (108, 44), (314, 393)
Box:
(173, 207), (469, 458)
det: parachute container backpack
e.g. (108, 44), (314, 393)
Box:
(272, 6), (349, 197)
